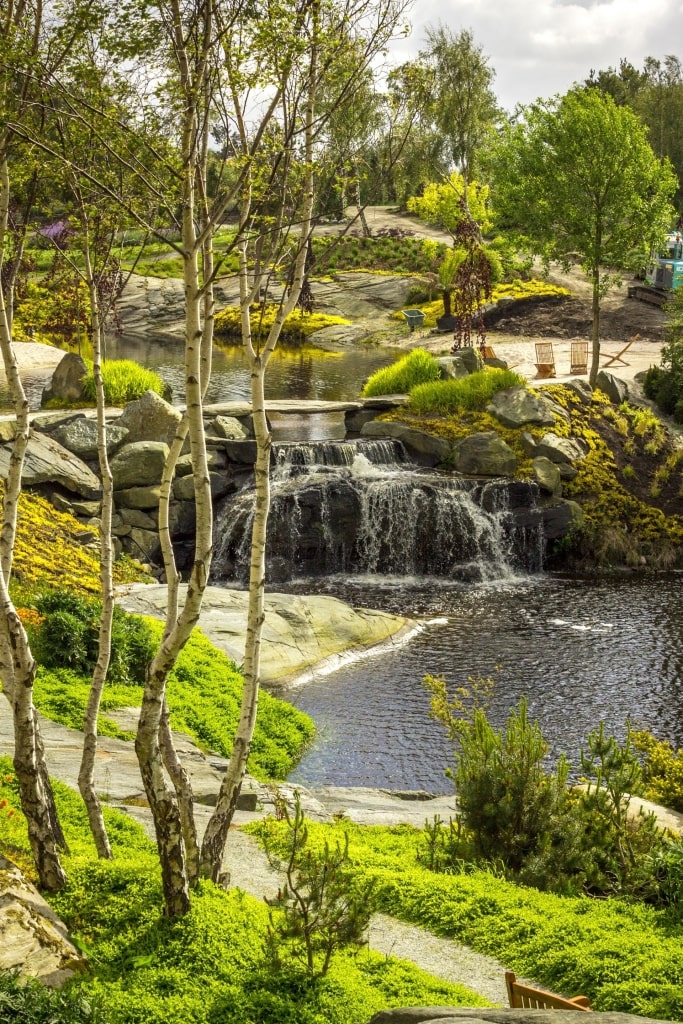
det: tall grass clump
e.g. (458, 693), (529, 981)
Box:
(81, 359), (166, 405)
(361, 349), (441, 397)
(408, 367), (526, 415)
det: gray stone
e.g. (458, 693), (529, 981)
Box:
(0, 421), (15, 442)
(565, 379), (593, 404)
(110, 441), (170, 489)
(0, 433), (101, 499)
(360, 420), (451, 466)
(437, 356), (470, 380)
(50, 417), (129, 458)
(487, 386), (557, 429)
(125, 527), (160, 561)
(173, 471), (232, 501)
(48, 492), (101, 517)
(542, 498), (584, 539)
(596, 371), (629, 405)
(169, 500), (196, 536)
(452, 432), (517, 476)
(42, 352), (88, 405)
(223, 439), (258, 464)
(345, 408), (382, 434)
(456, 346), (484, 374)
(212, 415), (250, 440)
(558, 463), (579, 481)
(535, 431), (587, 465)
(0, 855), (86, 986)
(175, 449), (228, 477)
(114, 485), (161, 509)
(532, 456), (562, 496)
(520, 431), (538, 458)
(116, 389), (182, 444)
(367, 1011), (672, 1024)
(118, 507), (157, 529)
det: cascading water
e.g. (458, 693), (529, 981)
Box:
(212, 438), (546, 583)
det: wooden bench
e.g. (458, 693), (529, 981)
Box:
(505, 971), (592, 1011)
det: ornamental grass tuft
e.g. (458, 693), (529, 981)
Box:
(80, 359), (166, 406)
(361, 349), (441, 397)
(407, 368), (526, 415)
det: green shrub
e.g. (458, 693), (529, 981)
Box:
(407, 367), (526, 415)
(361, 349), (441, 397)
(0, 970), (108, 1024)
(214, 304), (351, 343)
(80, 360), (166, 405)
(633, 729), (683, 811)
(32, 591), (157, 685)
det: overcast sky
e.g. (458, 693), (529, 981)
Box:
(388, 0), (683, 111)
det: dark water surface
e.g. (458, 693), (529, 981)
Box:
(280, 572), (683, 794)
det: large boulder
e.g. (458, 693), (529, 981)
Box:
(48, 416), (129, 459)
(487, 386), (557, 429)
(115, 390), (182, 445)
(41, 352), (88, 405)
(534, 431), (587, 466)
(0, 856), (86, 986)
(0, 433), (101, 499)
(110, 441), (170, 489)
(532, 456), (562, 496)
(596, 371), (629, 405)
(452, 432), (517, 476)
(212, 415), (251, 440)
(360, 420), (451, 466)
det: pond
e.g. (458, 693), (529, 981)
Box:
(279, 571), (683, 794)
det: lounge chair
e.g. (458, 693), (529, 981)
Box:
(534, 342), (556, 378)
(570, 341), (588, 375)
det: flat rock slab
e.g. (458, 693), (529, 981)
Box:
(116, 583), (415, 685)
(0, 432), (101, 498)
(369, 1011), (675, 1024)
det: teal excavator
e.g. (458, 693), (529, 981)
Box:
(628, 231), (683, 306)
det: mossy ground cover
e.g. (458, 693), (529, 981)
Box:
(28, 620), (314, 780)
(0, 763), (487, 1024)
(252, 818), (683, 1022)
(393, 280), (572, 330)
(214, 304), (352, 343)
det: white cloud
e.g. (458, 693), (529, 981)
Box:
(387, 0), (682, 110)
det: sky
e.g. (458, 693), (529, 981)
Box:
(388, 0), (683, 111)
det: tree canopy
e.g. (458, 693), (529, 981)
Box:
(490, 87), (677, 383)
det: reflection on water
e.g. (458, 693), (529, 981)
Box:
(0, 336), (401, 411)
(281, 572), (683, 793)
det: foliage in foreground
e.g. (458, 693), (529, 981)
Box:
(253, 815), (683, 1022)
(0, 970), (106, 1024)
(643, 287), (683, 422)
(361, 348), (441, 397)
(22, 597), (314, 779)
(79, 359), (166, 405)
(0, 766), (485, 1024)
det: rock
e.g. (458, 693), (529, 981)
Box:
(173, 471), (233, 501)
(360, 420), (451, 466)
(223, 440), (258, 464)
(117, 583), (414, 685)
(520, 431), (538, 458)
(0, 855), (86, 986)
(114, 485), (162, 509)
(535, 432), (587, 465)
(169, 500), (196, 536)
(118, 508), (157, 529)
(0, 421), (15, 443)
(542, 498), (584, 539)
(0, 433), (101, 499)
(565, 379), (593, 404)
(596, 371), (629, 405)
(487, 386), (557, 429)
(456, 346), (483, 374)
(110, 441), (170, 489)
(116, 390), (182, 444)
(558, 463), (579, 481)
(49, 417), (129, 459)
(367, 1010), (669, 1024)
(176, 449), (228, 477)
(125, 527), (160, 561)
(212, 415), (251, 440)
(452, 432), (517, 476)
(42, 352), (88, 405)
(48, 492), (101, 517)
(436, 356), (470, 380)
(532, 456), (562, 496)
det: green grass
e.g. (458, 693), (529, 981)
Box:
(31, 621), (314, 781)
(0, 763), (487, 1024)
(311, 235), (447, 276)
(361, 349), (442, 397)
(407, 368), (527, 415)
(80, 360), (166, 406)
(251, 819), (683, 1022)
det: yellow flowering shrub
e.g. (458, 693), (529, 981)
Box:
(214, 304), (352, 343)
(393, 279), (571, 329)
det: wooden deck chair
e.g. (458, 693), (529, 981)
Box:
(570, 341), (588, 375)
(505, 972), (592, 1012)
(534, 342), (556, 378)
(601, 333), (639, 368)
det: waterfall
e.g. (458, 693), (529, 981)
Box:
(212, 439), (546, 583)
